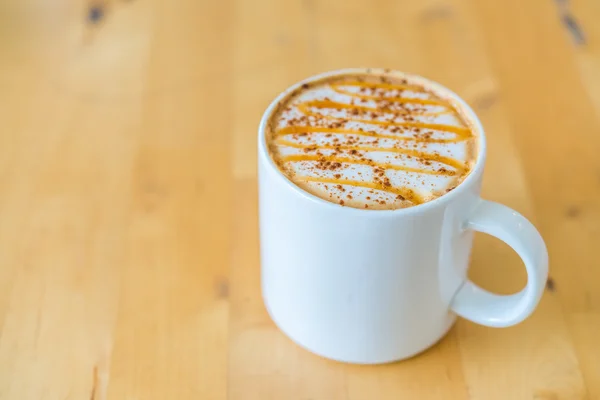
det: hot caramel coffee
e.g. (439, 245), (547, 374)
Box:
(265, 69), (479, 210)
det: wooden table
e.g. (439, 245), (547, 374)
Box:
(0, 0), (598, 398)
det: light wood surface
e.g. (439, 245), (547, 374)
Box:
(0, 0), (598, 398)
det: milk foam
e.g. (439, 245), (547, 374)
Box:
(267, 73), (477, 209)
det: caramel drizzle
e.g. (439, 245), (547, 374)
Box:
(275, 80), (472, 205)
(298, 99), (449, 118)
(297, 100), (462, 127)
(331, 82), (451, 108)
(332, 81), (425, 92)
(297, 176), (425, 204)
(275, 125), (468, 143)
(276, 139), (464, 171)
(281, 154), (456, 176)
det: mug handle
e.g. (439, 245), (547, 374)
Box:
(450, 200), (549, 328)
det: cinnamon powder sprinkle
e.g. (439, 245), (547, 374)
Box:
(270, 72), (475, 210)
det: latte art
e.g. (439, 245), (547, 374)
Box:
(266, 71), (478, 210)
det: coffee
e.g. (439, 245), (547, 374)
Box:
(265, 69), (479, 210)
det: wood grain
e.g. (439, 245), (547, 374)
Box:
(0, 0), (598, 398)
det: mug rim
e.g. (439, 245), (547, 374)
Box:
(258, 68), (487, 216)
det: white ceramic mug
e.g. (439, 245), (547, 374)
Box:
(258, 69), (548, 364)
